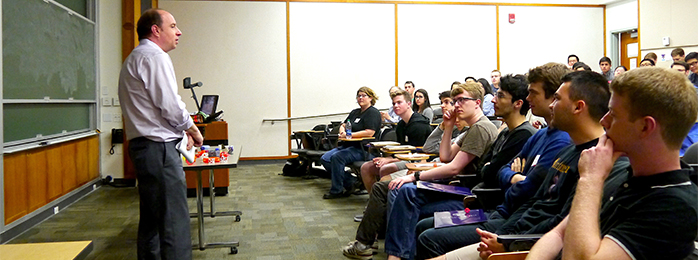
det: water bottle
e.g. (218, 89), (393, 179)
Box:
(213, 147), (221, 158)
(345, 119), (352, 139)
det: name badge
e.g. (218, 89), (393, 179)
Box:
(354, 118), (361, 123)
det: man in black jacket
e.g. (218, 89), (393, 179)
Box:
(359, 88), (433, 194)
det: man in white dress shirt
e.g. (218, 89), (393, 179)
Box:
(118, 9), (203, 260)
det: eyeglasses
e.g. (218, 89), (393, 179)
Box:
(356, 94), (369, 99)
(453, 96), (477, 104)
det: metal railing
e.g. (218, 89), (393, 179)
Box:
(262, 103), (441, 124)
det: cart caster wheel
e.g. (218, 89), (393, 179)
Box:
(235, 215), (241, 222)
(230, 247), (238, 254)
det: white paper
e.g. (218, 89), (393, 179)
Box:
(627, 43), (638, 58)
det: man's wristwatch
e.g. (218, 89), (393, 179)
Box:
(414, 171), (420, 182)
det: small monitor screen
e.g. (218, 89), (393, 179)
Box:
(199, 95), (219, 116)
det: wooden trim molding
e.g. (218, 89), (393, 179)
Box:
(394, 3), (399, 86)
(240, 155), (298, 161)
(286, 0), (292, 156)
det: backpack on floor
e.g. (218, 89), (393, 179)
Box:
(282, 157), (306, 177)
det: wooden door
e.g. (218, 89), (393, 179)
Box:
(620, 31), (639, 70)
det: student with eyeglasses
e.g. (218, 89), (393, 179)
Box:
(412, 89), (434, 123)
(320, 86), (382, 199)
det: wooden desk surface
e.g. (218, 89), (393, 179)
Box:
(406, 162), (446, 171)
(338, 137), (375, 142)
(395, 153), (431, 161)
(0, 241), (93, 260)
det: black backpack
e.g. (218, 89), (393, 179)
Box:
(282, 157), (306, 177)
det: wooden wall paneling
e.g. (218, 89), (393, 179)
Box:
(61, 142), (78, 193)
(4, 153), (28, 224)
(87, 136), (100, 180)
(26, 149), (48, 212)
(46, 145), (64, 201)
(75, 140), (89, 185)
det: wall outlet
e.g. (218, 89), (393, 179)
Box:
(113, 113), (122, 123)
(53, 206), (59, 214)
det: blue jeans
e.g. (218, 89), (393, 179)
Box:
(321, 146), (367, 194)
(415, 211), (507, 259)
(384, 183), (465, 259)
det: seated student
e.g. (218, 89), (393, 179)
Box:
(672, 47), (685, 62)
(343, 91), (470, 260)
(359, 89), (433, 194)
(381, 86), (403, 124)
(364, 91), (469, 191)
(528, 67), (698, 260)
(567, 54), (579, 69)
(435, 85), (463, 123)
(321, 86), (382, 199)
(413, 89), (434, 123)
(429, 71), (630, 260)
(424, 91), (469, 155)
(613, 65), (627, 78)
(685, 52), (698, 86)
(477, 74), (538, 187)
(639, 58), (655, 67)
(599, 56), (613, 82)
(572, 61), (592, 71)
(415, 62), (573, 259)
(478, 78), (495, 117)
(644, 51), (658, 64)
(383, 82), (503, 260)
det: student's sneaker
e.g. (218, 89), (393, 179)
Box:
(342, 240), (373, 260)
(353, 214), (363, 222)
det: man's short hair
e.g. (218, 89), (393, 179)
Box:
(452, 82), (484, 103)
(499, 74), (531, 115)
(357, 86), (378, 106)
(491, 70), (501, 74)
(644, 52), (658, 61)
(390, 88), (411, 103)
(572, 62), (592, 71)
(137, 9), (163, 41)
(568, 54), (579, 62)
(561, 71), (611, 122)
(640, 58), (655, 66)
(405, 81), (415, 88)
(686, 52), (698, 62)
(672, 61), (689, 71)
(599, 57), (611, 64)
(528, 62), (569, 99)
(464, 76), (477, 82)
(439, 90), (452, 100)
(671, 48), (685, 57)
(611, 67), (698, 149)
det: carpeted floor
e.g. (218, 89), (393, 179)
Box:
(7, 162), (389, 260)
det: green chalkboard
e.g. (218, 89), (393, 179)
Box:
(3, 0), (96, 100)
(4, 103), (91, 142)
(3, 0), (95, 143)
